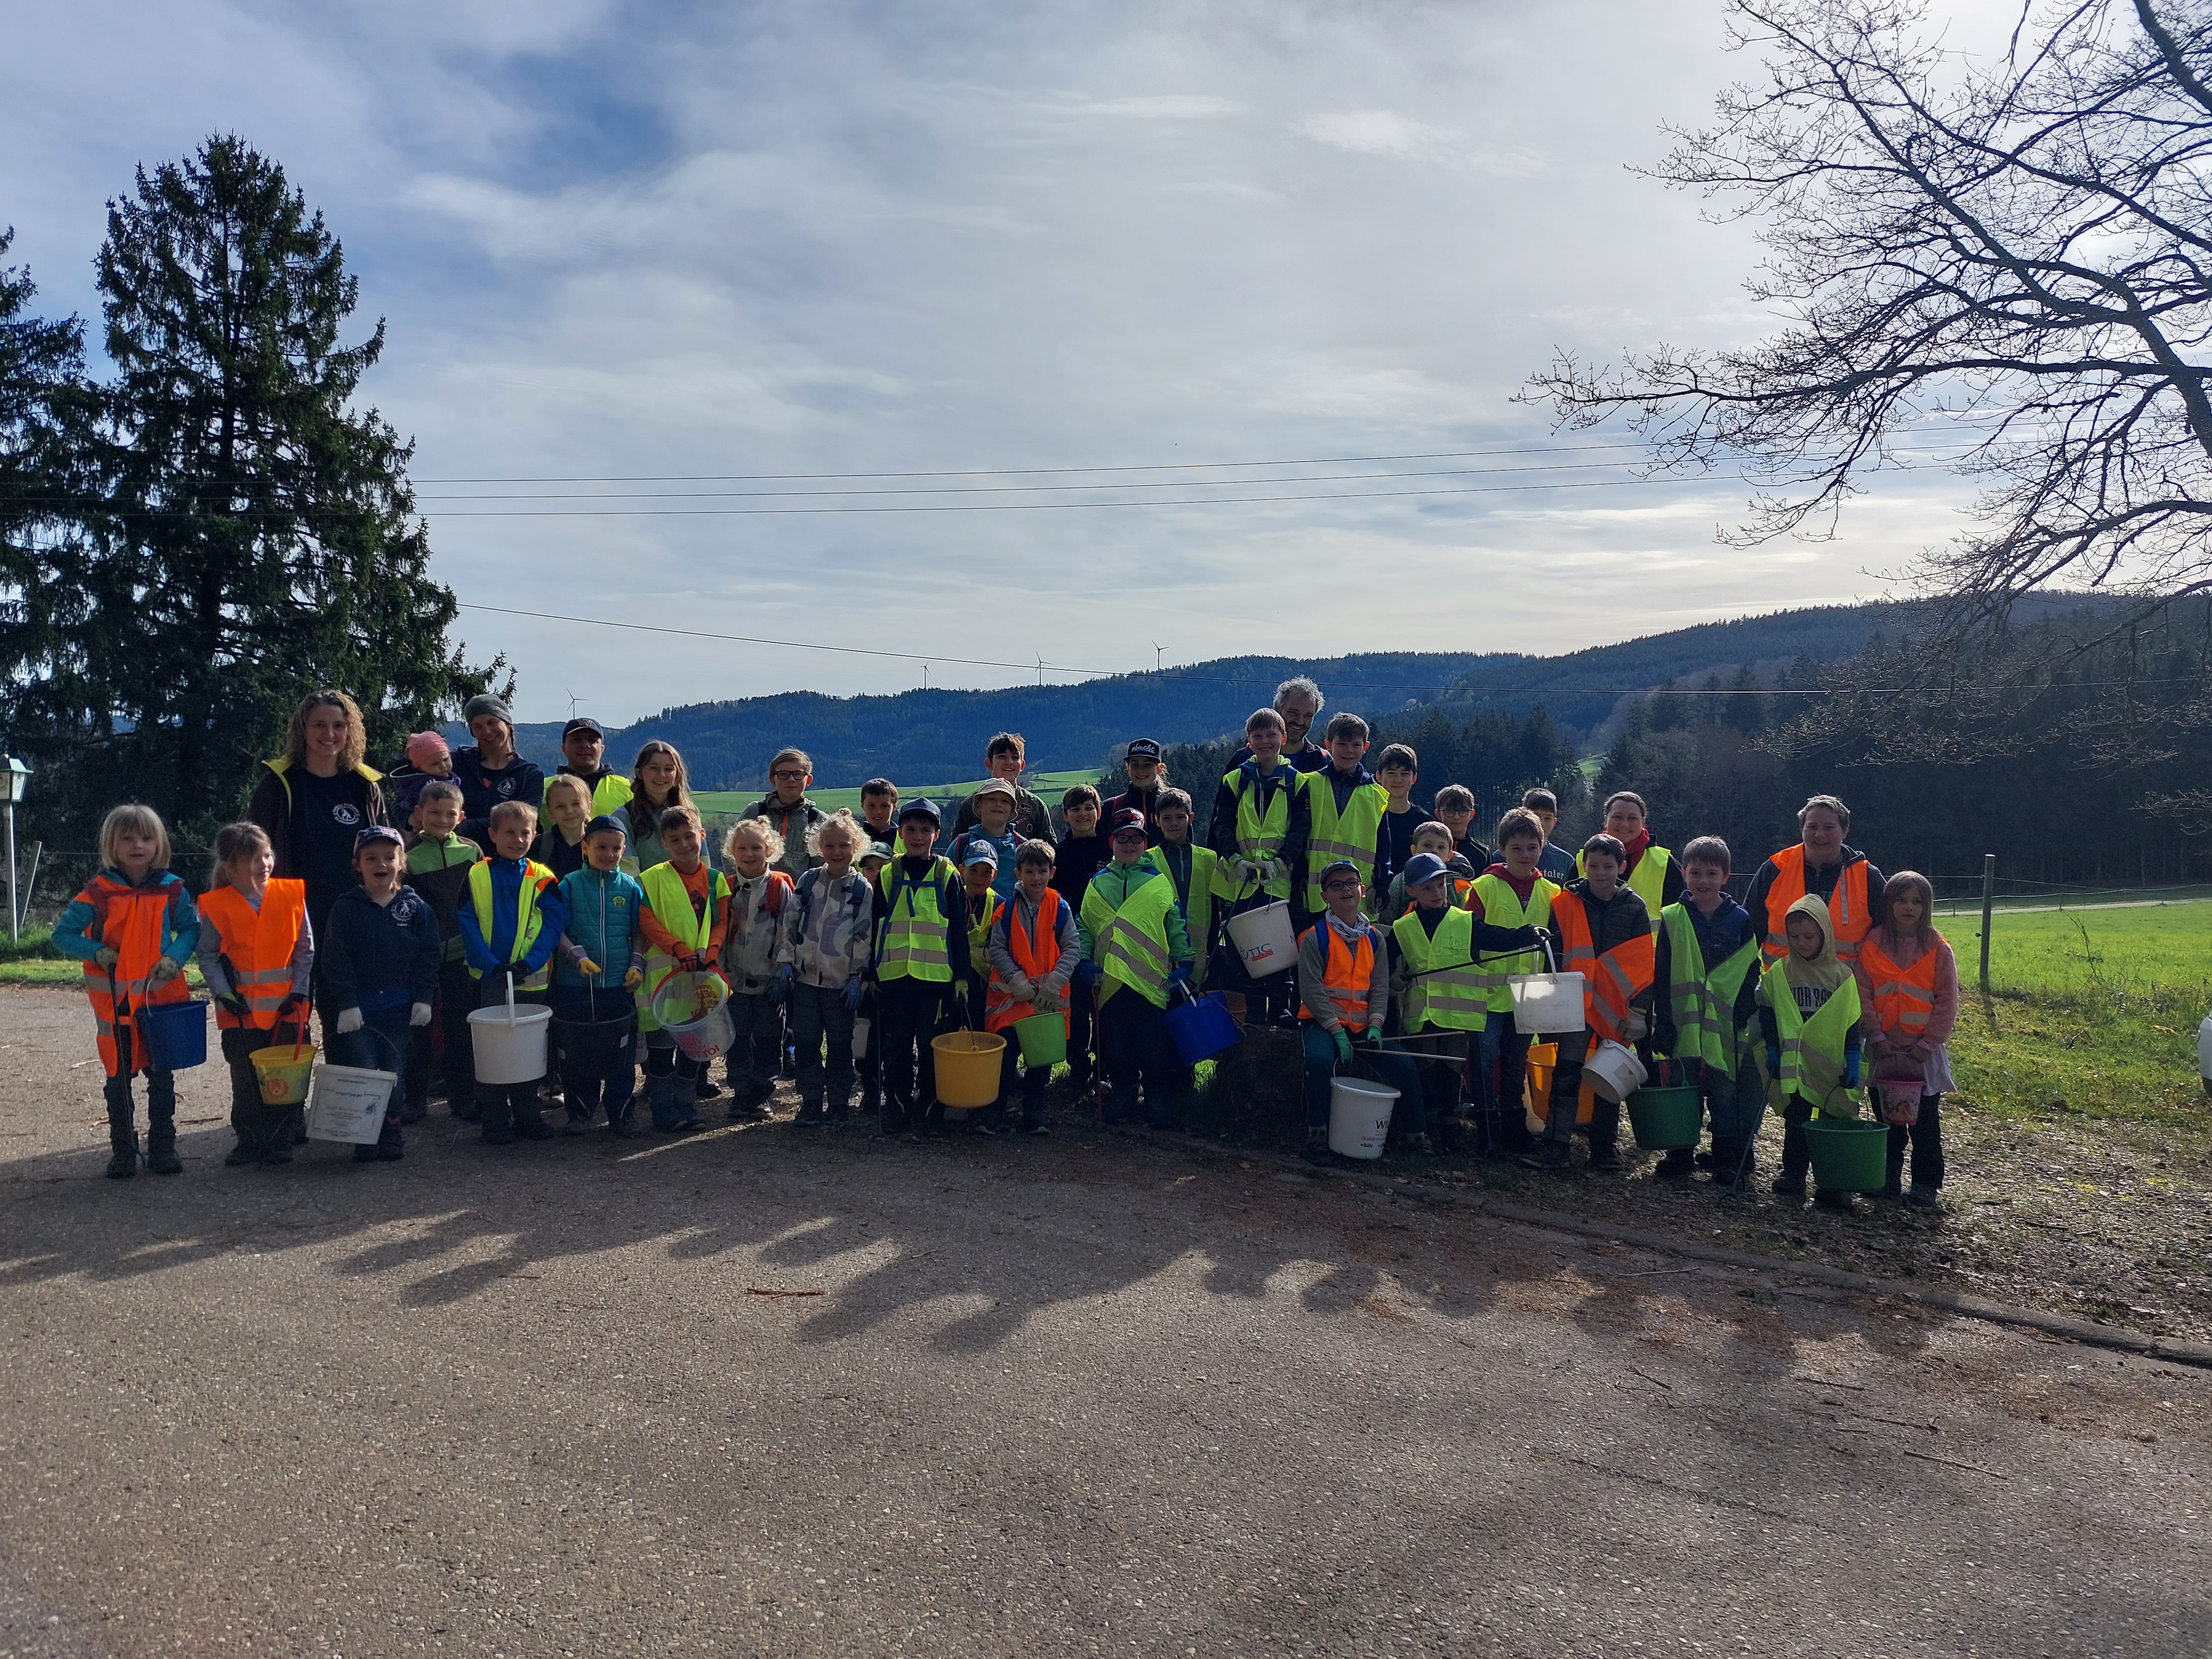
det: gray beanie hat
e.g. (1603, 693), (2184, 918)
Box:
(463, 693), (513, 726)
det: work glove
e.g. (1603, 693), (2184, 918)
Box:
(1332, 1029), (1354, 1067)
(577, 956), (603, 979)
(622, 966), (643, 991)
(1262, 858), (1289, 888)
(1845, 1051), (1861, 1089)
(1625, 1008), (1648, 1041)
(1351, 1029), (1380, 1049)
(335, 1007), (364, 1036)
(1006, 973), (1033, 1002)
(765, 973), (788, 1007)
(1766, 1043), (1782, 1076)
(275, 992), (306, 1021)
(409, 1002), (434, 1028)
(1166, 964), (1193, 991)
(216, 993), (250, 1021)
(841, 976), (866, 1011)
(93, 945), (120, 969)
(681, 952), (711, 976)
(1228, 857), (1257, 885)
(149, 956), (182, 986)
(1074, 960), (1100, 988)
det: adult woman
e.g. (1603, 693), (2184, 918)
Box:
(624, 741), (692, 873)
(1577, 791), (1683, 930)
(246, 690), (387, 1018)
(1744, 795), (1886, 969)
(450, 693), (544, 846)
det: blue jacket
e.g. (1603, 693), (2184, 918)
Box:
(457, 855), (568, 977)
(553, 865), (647, 995)
(321, 885), (443, 1016)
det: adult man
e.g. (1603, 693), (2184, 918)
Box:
(543, 717), (634, 822)
(1228, 676), (1328, 774)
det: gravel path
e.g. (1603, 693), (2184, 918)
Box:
(2, 988), (2206, 1656)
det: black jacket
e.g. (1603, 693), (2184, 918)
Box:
(321, 885), (443, 1015)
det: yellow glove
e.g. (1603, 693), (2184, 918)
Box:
(578, 958), (602, 979)
(622, 966), (643, 991)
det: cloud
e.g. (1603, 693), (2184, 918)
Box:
(1294, 110), (1545, 177)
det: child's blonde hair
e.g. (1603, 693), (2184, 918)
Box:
(100, 804), (171, 871)
(1412, 820), (1454, 850)
(488, 799), (537, 834)
(807, 809), (867, 858)
(543, 774), (591, 817)
(208, 820), (269, 886)
(726, 817), (787, 864)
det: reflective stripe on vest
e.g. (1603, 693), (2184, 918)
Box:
(1390, 906), (1488, 1032)
(1659, 901), (1759, 1071)
(1080, 867), (1179, 1008)
(1469, 872), (1558, 1010)
(876, 858), (956, 983)
(1762, 958), (1862, 1114)
(1297, 923), (1378, 1034)
(79, 878), (192, 1078)
(469, 860), (556, 989)
(1582, 844), (1671, 933)
(1215, 768), (1294, 902)
(1859, 933), (1939, 1041)
(1302, 774), (1387, 909)
(1760, 846), (1871, 965)
(985, 888), (1071, 1034)
(966, 892), (999, 969)
(1549, 890), (1655, 1045)
(200, 880), (306, 1030)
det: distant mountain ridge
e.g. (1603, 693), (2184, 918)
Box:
(482, 597), (2107, 789)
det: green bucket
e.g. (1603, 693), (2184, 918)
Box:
(1805, 1117), (1889, 1193)
(1626, 1084), (1702, 1150)
(1012, 1011), (1068, 1067)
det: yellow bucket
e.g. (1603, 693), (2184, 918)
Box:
(930, 1030), (1006, 1108)
(249, 1037), (317, 1106)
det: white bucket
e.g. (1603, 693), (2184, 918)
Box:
(2198, 1013), (2212, 1099)
(305, 1062), (396, 1144)
(652, 972), (736, 1062)
(1583, 1038), (1647, 1104)
(1508, 971), (1586, 1035)
(1225, 902), (1298, 978)
(1327, 1075), (1398, 1159)
(468, 1002), (553, 1084)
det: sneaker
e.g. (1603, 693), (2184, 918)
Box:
(826, 1103), (850, 1123)
(1655, 1150), (1695, 1180)
(1770, 1173), (1807, 1199)
(1519, 1141), (1571, 1172)
(512, 1117), (555, 1141)
(694, 1078), (725, 1104)
(451, 1101), (482, 1124)
(728, 1100), (773, 1124)
(1406, 1132), (1436, 1157)
(1587, 1143), (1622, 1172)
(353, 1143), (380, 1163)
(379, 1138), (405, 1161)
(795, 1104), (825, 1126)
(1905, 1184), (1941, 1209)
(399, 1102), (428, 1125)
(260, 1140), (293, 1165)
(1023, 1117), (1051, 1136)
(972, 1120), (1003, 1137)
(563, 1116), (593, 1136)
(608, 1116), (636, 1138)
(1814, 1188), (1853, 1213)
(225, 1138), (258, 1167)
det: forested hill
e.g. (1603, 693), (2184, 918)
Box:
(497, 598), (2097, 789)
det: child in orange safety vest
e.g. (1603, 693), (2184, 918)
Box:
(982, 839), (1079, 1134)
(1295, 859), (1422, 1164)
(1521, 833), (1654, 1174)
(1853, 870), (1958, 1208)
(198, 821), (314, 1167)
(53, 805), (202, 1179)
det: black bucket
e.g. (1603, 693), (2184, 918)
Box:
(552, 1002), (637, 1073)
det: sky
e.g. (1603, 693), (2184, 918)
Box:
(2, 0), (2006, 725)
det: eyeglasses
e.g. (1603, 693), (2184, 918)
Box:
(771, 769), (806, 782)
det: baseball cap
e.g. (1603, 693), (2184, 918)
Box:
(972, 779), (1017, 801)
(859, 841), (895, 864)
(1108, 808), (1149, 838)
(562, 717), (604, 739)
(897, 799), (941, 827)
(1401, 852), (1450, 889)
(1319, 859), (1362, 889)
(584, 814), (627, 840)
(961, 841), (1000, 867)
(1125, 738), (1162, 761)
(353, 825), (405, 854)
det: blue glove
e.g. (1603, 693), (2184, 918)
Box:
(765, 973), (788, 1007)
(842, 976), (865, 1011)
(1074, 960), (1100, 988)
(1766, 1043), (1782, 1076)
(1846, 1051), (1861, 1089)
(1166, 964), (1193, 991)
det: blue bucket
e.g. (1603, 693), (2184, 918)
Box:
(1164, 991), (1240, 1065)
(137, 998), (209, 1071)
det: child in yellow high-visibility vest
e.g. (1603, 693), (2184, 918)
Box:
(635, 804), (729, 1133)
(458, 800), (566, 1144)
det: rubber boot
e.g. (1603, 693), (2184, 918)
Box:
(1882, 1147), (1905, 1199)
(105, 1117), (140, 1179)
(145, 1111), (182, 1176)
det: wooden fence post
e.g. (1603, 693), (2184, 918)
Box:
(1979, 852), (1996, 994)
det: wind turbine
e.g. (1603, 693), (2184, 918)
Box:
(1151, 640), (1165, 673)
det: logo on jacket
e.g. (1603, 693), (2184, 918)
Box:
(333, 804), (362, 827)
(496, 779), (516, 797)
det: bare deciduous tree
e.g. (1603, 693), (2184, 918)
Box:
(1525, 0), (2212, 615)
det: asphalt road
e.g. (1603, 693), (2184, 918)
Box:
(1, 986), (2205, 1657)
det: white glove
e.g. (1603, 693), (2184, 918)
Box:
(1625, 1009), (1649, 1041)
(148, 956), (182, 985)
(409, 1002), (434, 1028)
(1006, 973), (1033, 1001)
(1230, 857), (1258, 885)
(335, 1007), (364, 1035)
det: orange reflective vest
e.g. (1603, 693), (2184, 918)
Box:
(1549, 890), (1655, 1045)
(1760, 847), (1871, 966)
(79, 877), (192, 1077)
(984, 889), (1071, 1034)
(200, 881), (306, 1032)
(1297, 923), (1378, 1035)
(1859, 932), (1939, 1042)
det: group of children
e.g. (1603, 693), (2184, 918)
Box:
(61, 716), (1958, 1214)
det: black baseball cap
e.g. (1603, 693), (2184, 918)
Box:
(897, 799), (942, 827)
(1125, 738), (1162, 761)
(562, 717), (604, 739)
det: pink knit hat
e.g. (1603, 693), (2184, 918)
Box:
(404, 730), (450, 768)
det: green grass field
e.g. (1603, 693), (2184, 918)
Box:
(695, 768), (1105, 822)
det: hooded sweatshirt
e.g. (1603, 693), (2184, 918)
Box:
(1756, 893), (1863, 1067)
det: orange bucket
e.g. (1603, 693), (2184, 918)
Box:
(1522, 1040), (1595, 1132)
